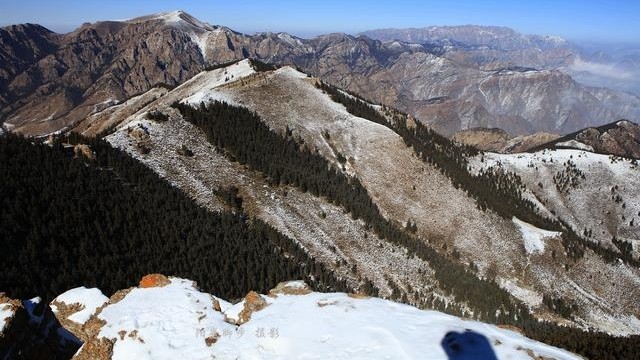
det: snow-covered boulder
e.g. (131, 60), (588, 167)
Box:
(51, 287), (109, 341)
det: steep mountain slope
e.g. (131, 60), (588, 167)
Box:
(1, 11), (207, 135)
(0, 129), (352, 305)
(470, 149), (640, 257)
(0, 23), (59, 107)
(2, 11), (639, 137)
(101, 60), (444, 309)
(49, 276), (583, 360)
(83, 60), (640, 341)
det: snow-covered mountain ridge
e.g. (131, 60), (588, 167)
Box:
(43, 274), (581, 360)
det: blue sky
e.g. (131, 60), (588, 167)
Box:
(1, 0), (638, 42)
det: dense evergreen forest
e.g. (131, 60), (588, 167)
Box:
(0, 133), (350, 302)
(174, 98), (639, 359)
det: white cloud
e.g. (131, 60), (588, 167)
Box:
(568, 57), (635, 81)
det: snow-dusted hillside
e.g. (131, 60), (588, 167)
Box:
(88, 60), (640, 335)
(103, 60), (442, 309)
(61, 275), (580, 360)
(469, 149), (640, 333)
(470, 149), (640, 253)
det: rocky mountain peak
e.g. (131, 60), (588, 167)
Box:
(532, 119), (640, 158)
(125, 10), (215, 31)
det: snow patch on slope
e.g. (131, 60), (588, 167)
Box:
(182, 60), (256, 105)
(513, 217), (561, 254)
(555, 140), (594, 152)
(52, 287), (108, 325)
(274, 65), (308, 79)
(498, 278), (543, 308)
(144, 10), (214, 31)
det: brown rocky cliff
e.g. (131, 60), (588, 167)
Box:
(532, 120), (640, 158)
(2, 17), (206, 135)
(575, 120), (640, 158)
(233, 291), (268, 325)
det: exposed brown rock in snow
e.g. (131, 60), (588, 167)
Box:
(139, 273), (171, 288)
(73, 337), (114, 360)
(233, 291), (268, 325)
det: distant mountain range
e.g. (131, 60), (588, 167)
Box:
(1, 10), (639, 136)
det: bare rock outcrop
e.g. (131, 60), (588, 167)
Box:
(1, 294), (81, 359)
(0, 294), (27, 357)
(531, 120), (640, 158)
(139, 273), (171, 288)
(232, 291), (268, 325)
(73, 337), (114, 360)
(73, 144), (96, 160)
(452, 128), (511, 151)
(452, 128), (560, 153)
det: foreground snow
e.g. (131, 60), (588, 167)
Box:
(69, 276), (580, 360)
(52, 287), (109, 325)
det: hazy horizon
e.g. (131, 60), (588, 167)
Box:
(1, 0), (639, 43)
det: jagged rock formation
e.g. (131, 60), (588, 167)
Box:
(532, 120), (640, 158)
(29, 275), (583, 359)
(455, 120), (640, 158)
(0, 13), (205, 135)
(0, 294), (27, 357)
(0, 294), (80, 359)
(1, 11), (639, 136)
